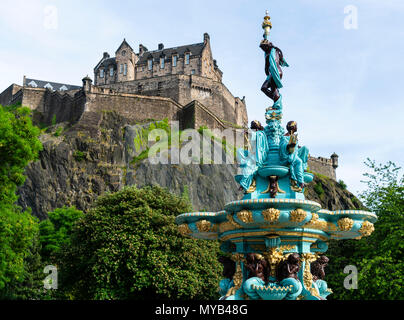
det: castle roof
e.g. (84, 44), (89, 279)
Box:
(98, 57), (117, 69)
(116, 38), (134, 53)
(24, 78), (81, 91)
(138, 42), (205, 64)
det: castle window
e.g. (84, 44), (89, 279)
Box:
(110, 67), (114, 77)
(191, 69), (195, 75)
(160, 57), (165, 69)
(138, 84), (143, 93)
(44, 83), (54, 90)
(28, 80), (38, 88)
(172, 55), (177, 67)
(120, 64), (123, 74)
(100, 69), (104, 78)
(148, 59), (153, 71)
(185, 53), (190, 65)
(124, 64), (127, 76)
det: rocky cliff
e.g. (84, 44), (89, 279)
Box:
(17, 111), (365, 219)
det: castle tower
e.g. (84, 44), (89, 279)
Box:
(115, 39), (137, 82)
(82, 75), (92, 92)
(331, 152), (339, 169)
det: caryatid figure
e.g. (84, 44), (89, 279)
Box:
(236, 120), (268, 193)
(279, 121), (309, 192)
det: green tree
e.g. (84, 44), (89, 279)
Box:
(327, 159), (404, 300)
(39, 206), (84, 263)
(0, 105), (42, 204)
(58, 185), (222, 300)
(0, 105), (43, 299)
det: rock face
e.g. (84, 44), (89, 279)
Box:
(17, 111), (364, 219)
(17, 112), (243, 219)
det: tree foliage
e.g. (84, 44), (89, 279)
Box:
(0, 105), (43, 299)
(0, 105), (42, 203)
(57, 185), (222, 300)
(39, 206), (84, 263)
(326, 159), (404, 300)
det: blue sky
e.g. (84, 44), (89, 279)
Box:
(0, 0), (403, 196)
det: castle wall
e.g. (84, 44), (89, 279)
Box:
(84, 89), (183, 124)
(308, 156), (336, 180)
(41, 90), (84, 125)
(0, 84), (22, 106)
(21, 88), (47, 112)
(135, 53), (201, 80)
(181, 100), (226, 131)
(99, 74), (248, 128)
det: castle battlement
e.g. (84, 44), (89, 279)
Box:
(307, 154), (339, 180)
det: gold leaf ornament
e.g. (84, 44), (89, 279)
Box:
(337, 218), (354, 231)
(290, 209), (307, 223)
(178, 224), (192, 236)
(237, 210), (254, 223)
(262, 208), (280, 223)
(358, 221), (375, 236)
(196, 220), (212, 232)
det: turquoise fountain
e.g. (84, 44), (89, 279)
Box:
(175, 11), (377, 300)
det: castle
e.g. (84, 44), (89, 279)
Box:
(0, 33), (338, 179)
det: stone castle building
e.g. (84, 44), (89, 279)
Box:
(0, 33), (338, 179)
(0, 33), (247, 132)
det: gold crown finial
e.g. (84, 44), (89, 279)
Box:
(262, 10), (272, 28)
(262, 10), (272, 39)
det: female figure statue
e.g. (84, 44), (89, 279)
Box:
(237, 120), (268, 193)
(279, 121), (309, 192)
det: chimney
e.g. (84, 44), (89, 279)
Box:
(158, 43), (164, 50)
(204, 32), (210, 44)
(103, 52), (110, 59)
(139, 44), (148, 55)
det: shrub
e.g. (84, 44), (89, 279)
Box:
(58, 185), (222, 300)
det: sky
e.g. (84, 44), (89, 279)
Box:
(0, 0), (403, 196)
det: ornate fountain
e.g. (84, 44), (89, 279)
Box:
(175, 11), (377, 300)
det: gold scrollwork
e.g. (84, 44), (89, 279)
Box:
(225, 253), (247, 297)
(358, 221), (375, 237)
(290, 208), (307, 223)
(337, 218), (354, 231)
(231, 253), (247, 263)
(301, 253), (320, 298)
(218, 214), (243, 233)
(196, 220), (212, 232)
(262, 245), (296, 277)
(304, 213), (327, 230)
(237, 210), (254, 224)
(178, 224), (192, 236)
(226, 262), (243, 297)
(262, 208), (280, 223)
